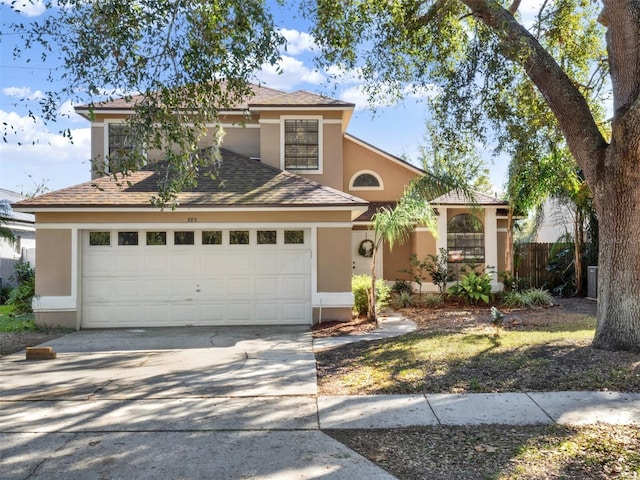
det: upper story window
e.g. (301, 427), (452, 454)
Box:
(282, 117), (322, 172)
(107, 123), (134, 173)
(349, 170), (384, 191)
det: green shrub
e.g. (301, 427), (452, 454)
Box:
(7, 276), (35, 314)
(447, 271), (492, 304)
(7, 262), (36, 315)
(0, 285), (12, 304)
(393, 291), (414, 309)
(422, 248), (451, 295)
(501, 288), (553, 308)
(501, 291), (531, 308)
(522, 288), (554, 306)
(391, 279), (413, 295)
(352, 274), (391, 317)
(421, 293), (444, 308)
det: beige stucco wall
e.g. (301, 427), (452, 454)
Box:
(35, 210), (354, 225)
(35, 229), (72, 296)
(497, 231), (507, 275)
(382, 237), (412, 282)
(35, 311), (76, 330)
(259, 122), (280, 169)
(343, 137), (419, 201)
(317, 227), (351, 292)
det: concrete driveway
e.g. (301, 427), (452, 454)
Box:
(1, 326), (396, 480)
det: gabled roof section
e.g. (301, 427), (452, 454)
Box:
(344, 133), (426, 176)
(431, 190), (508, 206)
(249, 90), (354, 109)
(75, 84), (353, 118)
(13, 150), (369, 211)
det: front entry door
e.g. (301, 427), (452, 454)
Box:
(351, 230), (383, 278)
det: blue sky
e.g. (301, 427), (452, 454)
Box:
(0, 0), (509, 195)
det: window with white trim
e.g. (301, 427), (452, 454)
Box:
(283, 119), (320, 171)
(447, 214), (485, 263)
(106, 123), (134, 173)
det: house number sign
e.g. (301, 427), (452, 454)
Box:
(187, 217), (198, 223)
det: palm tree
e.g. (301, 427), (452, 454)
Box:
(366, 175), (473, 322)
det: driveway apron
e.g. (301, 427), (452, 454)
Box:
(0, 327), (397, 480)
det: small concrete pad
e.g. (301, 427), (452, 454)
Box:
(318, 395), (437, 429)
(313, 315), (416, 352)
(428, 393), (553, 425)
(0, 397), (319, 433)
(0, 431), (397, 480)
(528, 391), (640, 425)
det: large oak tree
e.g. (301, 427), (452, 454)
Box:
(306, 0), (639, 352)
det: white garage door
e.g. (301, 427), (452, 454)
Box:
(81, 228), (311, 327)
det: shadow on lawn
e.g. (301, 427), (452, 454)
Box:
(316, 328), (640, 394)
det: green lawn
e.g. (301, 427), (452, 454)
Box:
(317, 316), (640, 394)
(0, 304), (38, 332)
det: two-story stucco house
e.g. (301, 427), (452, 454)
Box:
(13, 84), (511, 329)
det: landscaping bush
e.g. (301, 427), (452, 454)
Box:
(391, 279), (413, 295)
(7, 261), (35, 315)
(421, 293), (444, 308)
(447, 271), (492, 304)
(0, 285), (12, 304)
(501, 288), (554, 308)
(522, 288), (554, 306)
(393, 291), (414, 309)
(352, 274), (391, 317)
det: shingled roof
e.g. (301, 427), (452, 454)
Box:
(75, 84), (353, 116)
(13, 149), (368, 210)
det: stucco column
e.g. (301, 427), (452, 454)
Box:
(484, 208), (499, 285)
(436, 207), (448, 253)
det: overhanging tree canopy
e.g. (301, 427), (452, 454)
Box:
(305, 0), (640, 352)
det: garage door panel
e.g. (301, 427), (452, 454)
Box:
(281, 252), (310, 274)
(283, 303), (308, 323)
(84, 254), (112, 275)
(282, 277), (309, 297)
(145, 255), (170, 273)
(144, 279), (171, 298)
(82, 229), (311, 327)
(227, 277), (251, 297)
(255, 277), (279, 297)
(227, 253), (252, 271)
(198, 278), (226, 296)
(255, 254), (279, 274)
(143, 305), (171, 325)
(228, 303), (253, 322)
(172, 254), (198, 274)
(115, 255), (141, 273)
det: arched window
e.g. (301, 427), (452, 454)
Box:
(447, 214), (484, 263)
(349, 171), (383, 190)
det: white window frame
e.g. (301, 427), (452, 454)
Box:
(279, 115), (323, 174)
(349, 170), (384, 191)
(103, 119), (147, 173)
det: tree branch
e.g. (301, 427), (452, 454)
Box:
(460, 0), (608, 187)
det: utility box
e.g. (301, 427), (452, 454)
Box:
(587, 266), (598, 299)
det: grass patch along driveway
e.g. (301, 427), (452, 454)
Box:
(317, 299), (640, 395)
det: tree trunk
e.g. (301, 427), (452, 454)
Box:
(368, 247), (378, 323)
(592, 134), (640, 352)
(504, 208), (514, 276)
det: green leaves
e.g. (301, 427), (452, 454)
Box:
(9, 0), (285, 206)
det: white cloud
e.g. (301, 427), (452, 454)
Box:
(257, 55), (325, 90)
(1, 0), (46, 17)
(2, 86), (44, 100)
(0, 110), (91, 191)
(279, 29), (317, 55)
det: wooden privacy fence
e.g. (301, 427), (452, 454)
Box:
(514, 243), (554, 289)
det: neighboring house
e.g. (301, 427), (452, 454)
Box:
(0, 189), (36, 289)
(13, 85), (512, 329)
(535, 197), (578, 244)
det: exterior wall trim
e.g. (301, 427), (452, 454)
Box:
(19, 206), (368, 214)
(34, 222), (356, 230)
(312, 292), (355, 308)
